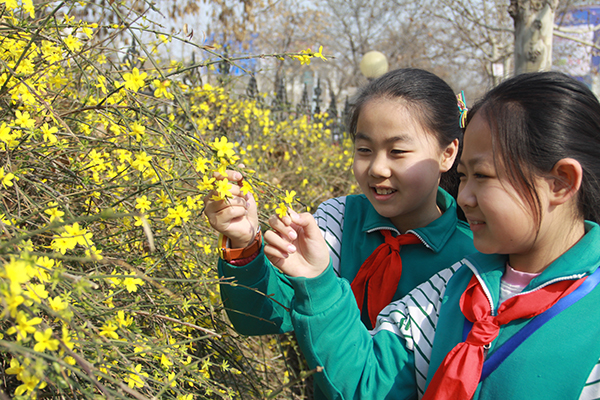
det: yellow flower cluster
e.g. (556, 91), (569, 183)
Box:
(0, 1), (353, 399)
(292, 45), (328, 65)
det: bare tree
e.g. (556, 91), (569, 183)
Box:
(509, 0), (560, 74)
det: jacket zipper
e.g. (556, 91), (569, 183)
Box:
(518, 274), (587, 296)
(464, 260), (589, 315)
(463, 259), (497, 316)
(365, 227), (433, 250)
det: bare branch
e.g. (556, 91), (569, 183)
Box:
(553, 30), (600, 51)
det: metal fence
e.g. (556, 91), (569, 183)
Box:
(245, 74), (351, 143)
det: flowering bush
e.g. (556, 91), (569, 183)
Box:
(0, 1), (355, 399)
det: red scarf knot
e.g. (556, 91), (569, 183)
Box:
(351, 230), (422, 327)
(465, 317), (500, 347)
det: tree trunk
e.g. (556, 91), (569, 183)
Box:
(509, 0), (559, 75)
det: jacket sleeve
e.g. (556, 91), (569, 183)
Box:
(288, 265), (419, 400)
(218, 249), (296, 335)
(217, 198), (346, 336)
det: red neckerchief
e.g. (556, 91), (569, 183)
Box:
(422, 273), (587, 400)
(351, 230), (421, 327)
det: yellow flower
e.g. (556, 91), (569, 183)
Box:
(116, 310), (133, 327)
(166, 204), (191, 226)
(85, 245), (103, 260)
(122, 67), (147, 92)
(157, 190), (171, 206)
(34, 256), (54, 282)
(135, 195), (151, 213)
(293, 49), (312, 65)
(64, 35), (82, 52)
(221, 360), (230, 371)
(103, 290), (115, 308)
(122, 276), (144, 293)
(314, 45), (328, 61)
(63, 222), (93, 247)
(100, 321), (119, 339)
(153, 79), (174, 99)
(41, 122), (58, 143)
(185, 195), (200, 210)
(211, 136), (235, 159)
(81, 24), (95, 39)
(14, 110), (35, 129)
(240, 180), (254, 196)
(33, 328), (60, 352)
(51, 236), (76, 254)
(24, 283), (49, 303)
(210, 179), (233, 201)
(0, 122), (12, 144)
(95, 75), (108, 94)
(283, 190), (296, 205)
(14, 370), (47, 396)
(0, 167), (15, 188)
(125, 364), (148, 389)
(4, 293), (24, 318)
(23, 0), (34, 18)
(131, 151), (152, 171)
(44, 204), (64, 222)
(2, 258), (30, 295)
(6, 311), (42, 340)
(194, 156), (211, 174)
(130, 121), (146, 141)
(275, 203), (289, 218)
(197, 175), (215, 191)
(0, 0), (18, 11)
(48, 295), (68, 312)
(6, 358), (25, 379)
(161, 353), (173, 367)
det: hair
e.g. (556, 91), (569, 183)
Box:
(467, 71), (600, 224)
(348, 68), (464, 199)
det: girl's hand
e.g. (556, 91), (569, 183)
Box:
(264, 211), (330, 278)
(204, 169), (258, 249)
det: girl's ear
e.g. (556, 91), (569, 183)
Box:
(439, 138), (459, 173)
(548, 158), (583, 206)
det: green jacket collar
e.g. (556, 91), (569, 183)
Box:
(463, 221), (600, 309)
(361, 187), (461, 254)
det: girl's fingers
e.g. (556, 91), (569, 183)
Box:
(213, 169), (243, 183)
(288, 212), (321, 240)
(202, 186), (242, 207)
(204, 196), (246, 218)
(204, 195), (251, 230)
(264, 230), (296, 256)
(268, 215), (297, 241)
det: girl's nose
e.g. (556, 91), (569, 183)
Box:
(369, 153), (391, 178)
(457, 181), (476, 209)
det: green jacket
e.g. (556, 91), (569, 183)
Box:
(218, 188), (475, 334)
(288, 221), (600, 399)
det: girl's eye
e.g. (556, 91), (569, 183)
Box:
(355, 147), (371, 153)
(391, 149), (406, 155)
(457, 172), (466, 180)
(474, 173), (488, 179)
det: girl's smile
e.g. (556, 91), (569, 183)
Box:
(371, 185), (397, 198)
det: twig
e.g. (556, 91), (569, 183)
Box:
(133, 310), (222, 338)
(265, 366), (324, 399)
